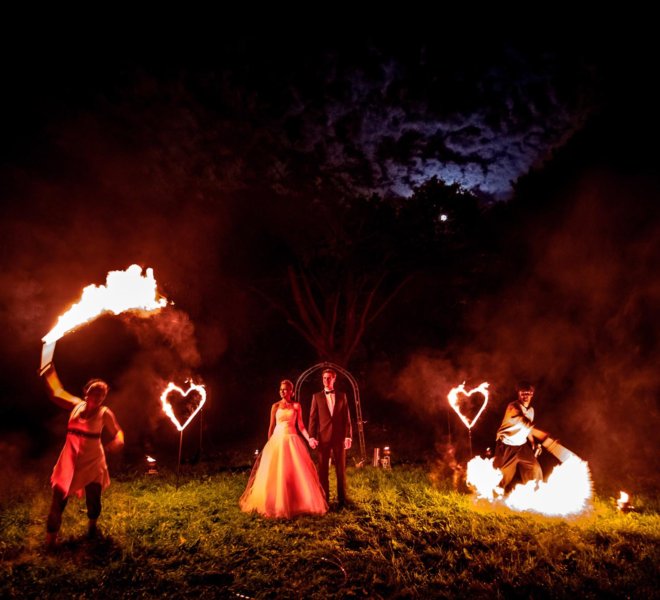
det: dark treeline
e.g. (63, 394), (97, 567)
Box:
(0, 42), (657, 494)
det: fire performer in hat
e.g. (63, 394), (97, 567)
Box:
(493, 381), (549, 492)
(41, 364), (124, 548)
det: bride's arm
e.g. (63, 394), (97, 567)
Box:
(267, 403), (278, 439)
(295, 403), (312, 443)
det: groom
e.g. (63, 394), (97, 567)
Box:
(308, 368), (353, 507)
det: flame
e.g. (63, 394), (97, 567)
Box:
(466, 456), (504, 501)
(466, 455), (593, 516)
(146, 455), (157, 463)
(160, 380), (207, 431)
(447, 382), (489, 429)
(42, 264), (168, 344)
(617, 491), (630, 510)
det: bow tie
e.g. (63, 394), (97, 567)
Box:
(324, 390), (335, 394)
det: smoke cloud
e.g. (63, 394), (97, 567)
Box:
(389, 171), (659, 492)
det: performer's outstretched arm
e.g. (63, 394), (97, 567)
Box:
(41, 364), (80, 410)
(103, 409), (125, 452)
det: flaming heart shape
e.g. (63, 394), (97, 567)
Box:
(447, 381), (489, 430)
(160, 381), (207, 431)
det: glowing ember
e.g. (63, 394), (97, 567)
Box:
(617, 491), (632, 512)
(42, 265), (168, 345)
(466, 455), (593, 516)
(145, 455), (158, 475)
(447, 382), (489, 429)
(160, 381), (207, 431)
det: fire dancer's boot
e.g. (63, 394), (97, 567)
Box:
(87, 519), (99, 539)
(45, 532), (57, 551)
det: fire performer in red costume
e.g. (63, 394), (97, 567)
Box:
(493, 381), (549, 492)
(41, 364), (124, 548)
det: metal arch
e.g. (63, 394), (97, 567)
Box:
(295, 361), (367, 466)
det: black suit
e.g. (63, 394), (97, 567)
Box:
(309, 390), (352, 504)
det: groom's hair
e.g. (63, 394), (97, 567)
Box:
(322, 368), (337, 377)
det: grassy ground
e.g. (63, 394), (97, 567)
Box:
(1, 463), (658, 599)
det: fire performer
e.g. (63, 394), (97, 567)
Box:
(41, 364), (124, 548)
(493, 381), (549, 492)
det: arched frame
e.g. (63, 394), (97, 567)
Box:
(295, 361), (367, 466)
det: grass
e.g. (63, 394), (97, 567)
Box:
(1, 463), (658, 599)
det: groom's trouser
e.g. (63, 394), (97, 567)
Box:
(317, 441), (347, 504)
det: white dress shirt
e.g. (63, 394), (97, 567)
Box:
(324, 389), (335, 415)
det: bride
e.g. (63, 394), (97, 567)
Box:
(240, 379), (328, 518)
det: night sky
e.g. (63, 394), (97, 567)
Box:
(0, 22), (658, 491)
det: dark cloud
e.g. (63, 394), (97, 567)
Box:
(1, 32), (613, 203)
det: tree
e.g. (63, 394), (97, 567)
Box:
(254, 179), (482, 366)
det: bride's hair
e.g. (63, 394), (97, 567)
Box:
(280, 379), (295, 398)
(84, 378), (109, 396)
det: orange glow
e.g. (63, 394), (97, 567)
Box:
(160, 381), (207, 431)
(42, 265), (167, 344)
(466, 455), (593, 516)
(447, 381), (489, 429)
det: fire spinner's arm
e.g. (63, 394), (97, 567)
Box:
(103, 408), (125, 452)
(41, 364), (81, 410)
(295, 402), (314, 446)
(498, 402), (550, 447)
(530, 425), (549, 442)
(267, 403), (278, 439)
